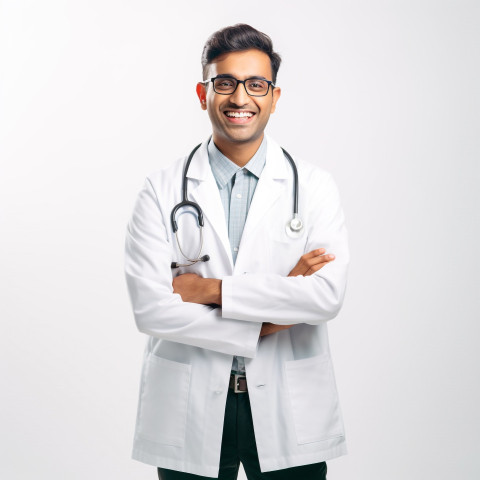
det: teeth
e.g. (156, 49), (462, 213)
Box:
(225, 111), (254, 118)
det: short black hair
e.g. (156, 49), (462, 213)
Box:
(201, 23), (282, 84)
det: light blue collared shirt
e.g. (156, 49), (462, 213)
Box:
(207, 135), (267, 374)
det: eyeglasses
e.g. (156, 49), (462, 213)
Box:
(202, 75), (275, 97)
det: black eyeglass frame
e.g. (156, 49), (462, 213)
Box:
(202, 75), (276, 97)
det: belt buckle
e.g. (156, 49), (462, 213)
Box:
(234, 373), (247, 393)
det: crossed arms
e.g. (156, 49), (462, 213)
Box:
(125, 173), (349, 358)
(172, 248), (336, 337)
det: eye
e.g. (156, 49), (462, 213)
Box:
(214, 78), (235, 90)
(246, 79), (267, 91)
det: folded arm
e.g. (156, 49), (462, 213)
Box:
(173, 173), (349, 327)
(124, 178), (262, 358)
(173, 248), (337, 334)
(222, 173), (349, 325)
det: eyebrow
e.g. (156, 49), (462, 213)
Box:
(214, 74), (269, 81)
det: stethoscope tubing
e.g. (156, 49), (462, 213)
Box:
(170, 142), (204, 234)
(170, 138), (301, 268)
(280, 147), (299, 217)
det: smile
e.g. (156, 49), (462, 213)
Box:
(223, 110), (256, 124)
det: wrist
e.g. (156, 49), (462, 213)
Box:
(207, 278), (222, 305)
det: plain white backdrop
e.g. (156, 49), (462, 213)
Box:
(1, 1), (479, 479)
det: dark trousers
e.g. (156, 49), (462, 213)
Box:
(158, 386), (327, 480)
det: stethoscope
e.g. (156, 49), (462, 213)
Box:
(171, 138), (304, 269)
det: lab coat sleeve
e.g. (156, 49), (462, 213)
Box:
(221, 172), (349, 325)
(124, 177), (262, 357)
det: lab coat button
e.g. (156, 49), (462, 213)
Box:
(256, 384), (265, 388)
(214, 390), (222, 395)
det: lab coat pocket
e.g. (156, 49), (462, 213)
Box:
(269, 236), (307, 275)
(137, 354), (191, 447)
(265, 218), (304, 269)
(285, 354), (343, 444)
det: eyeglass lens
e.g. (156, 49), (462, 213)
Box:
(213, 77), (269, 95)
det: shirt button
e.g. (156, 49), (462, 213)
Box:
(234, 247), (239, 252)
(236, 193), (242, 199)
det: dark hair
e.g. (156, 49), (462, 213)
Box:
(201, 23), (282, 84)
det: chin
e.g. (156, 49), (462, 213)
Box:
(224, 129), (262, 144)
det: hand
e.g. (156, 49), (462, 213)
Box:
(259, 322), (293, 337)
(172, 273), (222, 305)
(260, 248), (335, 337)
(287, 248), (335, 277)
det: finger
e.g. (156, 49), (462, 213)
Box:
(288, 256), (329, 277)
(301, 248), (326, 260)
(288, 252), (334, 277)
(305, 258), (335, 276)
(301, 256), (335, 276)
(311, 253), (335, 264)
(301, 253), (335, 269)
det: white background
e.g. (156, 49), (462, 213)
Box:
(1, 1), (479, 479)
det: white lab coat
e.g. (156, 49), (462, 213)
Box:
(124, 134), (349, 477)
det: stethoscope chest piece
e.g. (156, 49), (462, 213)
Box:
(285, 214), (305, 239)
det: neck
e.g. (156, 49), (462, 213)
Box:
(212, 133), (264, 168)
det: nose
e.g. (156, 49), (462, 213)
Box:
(229, 81), (250, 106)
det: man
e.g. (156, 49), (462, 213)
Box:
(125, 23), (349, 480)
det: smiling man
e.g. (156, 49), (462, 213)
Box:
(125, 24), (349, 480)
(198, 48), (280, 164)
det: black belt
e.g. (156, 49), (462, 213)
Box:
(229, 373), (247, 393)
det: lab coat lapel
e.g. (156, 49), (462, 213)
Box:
(187, 139), (234, 270)
(239, 135), (289, 242)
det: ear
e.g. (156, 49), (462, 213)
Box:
(196, 82), (207, 110)
(270, 86), (281, 114)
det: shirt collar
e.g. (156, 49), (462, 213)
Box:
(208, 135), (267, 189)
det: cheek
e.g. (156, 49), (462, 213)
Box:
(206, 105), (220, 125)
(258, 99), (273, 116)
(257, 107), (272, 123)
(207, 99), (223, 119)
